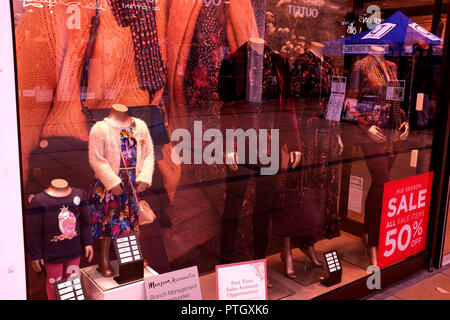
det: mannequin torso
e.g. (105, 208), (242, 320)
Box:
(248, 37), (265, 55)
(45, 179), (72, 198)
(308, 42), (324, 62)
(369, 45), (392, 82)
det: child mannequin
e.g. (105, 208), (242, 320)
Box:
(27, 179), (93, 300)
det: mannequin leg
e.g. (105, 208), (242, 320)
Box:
(97, 237), (114, 277)
(368, 246), (378, 266)
(253, 172), (277, 260)
(300, 245), (323, 267)
(361, 232), (369, 248)
(296, 238), (323, 267)
(44, 263), (63, 300)
(220, 165), (250, 264)
(280, 237), (297, 278)
(362, 142), (398, 266)
(63, 257), (81, 279)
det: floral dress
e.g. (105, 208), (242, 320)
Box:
(89, 120), (142, 239)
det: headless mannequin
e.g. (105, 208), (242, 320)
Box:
(97, 104), (150, 277)
(31, 179), (94, 273)
(361, 46), (410, 266)
(308, 41), (324, 61)
(229, 38), (302, 171)
(281, 42), (345, 278)
(225, 38), (302, 285)
(248, 37), (265, 55)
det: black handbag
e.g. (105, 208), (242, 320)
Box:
(272, 166), (326, 238)
(79, 0), (154, 129)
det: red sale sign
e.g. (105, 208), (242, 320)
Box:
(378, 172), (433, 268)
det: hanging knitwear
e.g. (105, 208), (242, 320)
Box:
(109, 0), (165, 93)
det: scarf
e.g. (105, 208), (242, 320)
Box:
(109, 0), (165, 93)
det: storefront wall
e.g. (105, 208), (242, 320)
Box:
(0, 0), (27, 300)
(4, 0), (450, 300)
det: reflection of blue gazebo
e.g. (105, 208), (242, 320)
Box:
(324, 11), (442, 119)
(324, 11), (442, 56)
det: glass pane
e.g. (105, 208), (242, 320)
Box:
(12, 0), (447, 300)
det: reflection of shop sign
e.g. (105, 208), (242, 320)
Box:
(204, 0), (222, 5)
(378, 172), (433, 268)
(343, 44), (388, 55)
(288, 5), (319, 18)
(23, 0), (107, 11)
(348, 175), (364, 214)
(362, 23), (397, 40)
(326, 76), (346, 122)
(408, 23), (441, 41)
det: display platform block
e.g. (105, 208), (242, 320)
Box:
(81, 260), (158, 300)
(267, 276), (295, 300)
(272, 259), (327, 286)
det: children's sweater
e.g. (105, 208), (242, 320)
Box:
(26, 188), (92, 264)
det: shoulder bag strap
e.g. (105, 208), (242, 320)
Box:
(80, 0), (101, 116)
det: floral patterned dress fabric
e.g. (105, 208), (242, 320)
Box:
(290, 50), (341, 240)
(184, 4), (229, 216)
(185, 4), (227, 108)
(290, 50), (335, 115)
(89, 120), (142, 239)
(347, 55), (407, 154)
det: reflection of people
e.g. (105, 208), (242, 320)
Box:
(218, 40), (301, 266)
(280, 42), (342, 278)
(347, 46), (410, 266)
(165, 1), (262, 221)
(16, 2), (174, 281)
(16, 2), (167, 193)
(165, 0), (260, 131)
(26, 179), (93, 300)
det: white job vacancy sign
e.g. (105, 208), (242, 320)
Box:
(326, 76), (347, 122)
(216, 259), (267, 300)
(386, 80), (406, 102)
(113, 233), (142, 265)
(54, 275), (86, 300)
(348, 175), (364, 213)
(144, 266), (202, 300)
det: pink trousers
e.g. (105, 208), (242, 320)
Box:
(44, 257), (81, 300)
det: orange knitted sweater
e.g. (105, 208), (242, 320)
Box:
(16, 0), (168, 180)
(15, 0), (257, 181)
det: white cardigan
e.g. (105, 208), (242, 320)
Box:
(88, 117), (154, 191)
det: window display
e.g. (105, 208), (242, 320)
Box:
(8, 0), (450, 301)
(88, 104), (155, 276)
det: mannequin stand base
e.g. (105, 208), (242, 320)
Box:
(80, 260), (158, 300)
(320, 270), (342, 287)
(114, 260), (144, 285)
(272, 259), (327, 286)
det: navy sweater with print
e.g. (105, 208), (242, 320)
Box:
(26, 188), (92, 264)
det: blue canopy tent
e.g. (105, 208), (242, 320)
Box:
(324, 11), (442, 120)
(323, 11), (442, 57)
